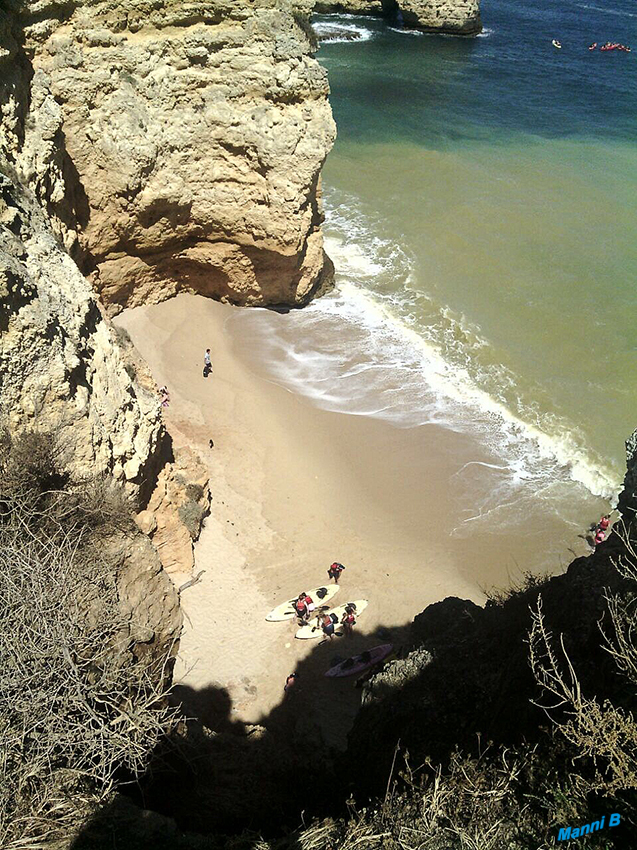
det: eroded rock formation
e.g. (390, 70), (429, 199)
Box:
(315, 0), (482, 36)
(2, 1), (336, 314)
(0, 166), (183, 654)
(0, 168), (164, 493)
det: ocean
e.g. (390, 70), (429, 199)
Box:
(227, 0), (636, 580)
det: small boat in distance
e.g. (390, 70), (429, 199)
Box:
(589, 42), (597, 50)
(552, 39), (562, 49)
(600, 42), (631, 52)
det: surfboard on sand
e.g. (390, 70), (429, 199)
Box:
(325, 643), (393, 678)
(295, 600), (368, 639)
(265, 585), (340, 622)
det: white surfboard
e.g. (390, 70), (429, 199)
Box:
(265, 585), (340, 622)
(295, 600), (368, 639)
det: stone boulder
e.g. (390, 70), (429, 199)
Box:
(139, 446), (211, 577)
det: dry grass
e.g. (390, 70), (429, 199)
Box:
(0, 428), (179, 848)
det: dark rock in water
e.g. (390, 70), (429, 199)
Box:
(347, 548), (631, 798)
(314, 24), (364, 42)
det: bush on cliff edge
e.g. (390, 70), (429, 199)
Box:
(0, 429), (178, 849)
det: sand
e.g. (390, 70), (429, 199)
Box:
(116, 293), (595, 748)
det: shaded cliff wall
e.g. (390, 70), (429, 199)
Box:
(0, 167), (164, 495)
(0, 163), (183, 661)
(3, 0), (336, 315)
(315, 0), (482, 36)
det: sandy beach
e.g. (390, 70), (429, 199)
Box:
(116, 293), (596, 748)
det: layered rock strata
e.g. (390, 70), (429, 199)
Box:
(3, 1), (336, 314)
(315, 0), (482, 36)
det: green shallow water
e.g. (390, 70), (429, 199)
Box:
(315, 3), (637, 498)
(322, 136), (637, 492)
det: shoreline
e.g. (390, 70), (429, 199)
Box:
(116, 292), (600, 747)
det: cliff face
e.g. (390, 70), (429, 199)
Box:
(315, 0), (482, 36)
(4, 1), (336, 314)
(0, 165), (183, 657)
(0, 167), (164, 493)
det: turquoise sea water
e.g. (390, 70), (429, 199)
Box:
(233, 1), (636, 550)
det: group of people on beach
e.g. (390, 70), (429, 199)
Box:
(284, 562), (351, 694)
(593, 514), (611, 547)
(293, 563), (353, 639)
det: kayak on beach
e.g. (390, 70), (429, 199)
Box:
(265, 585), (339, 621)
(295, 600), (368, 639)
(325, 643), (394, 678)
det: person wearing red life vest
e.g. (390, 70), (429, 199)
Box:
(341, 603), (357, 637)
(319, 612), (336, 640)
(328, 562), (345, 583)
(295, 593), (309, 622)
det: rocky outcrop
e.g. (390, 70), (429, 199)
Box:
(400, 0), (481, 34)
(0, 164), (184, 658)
(0, 166), (164, 496)
(0, 163), (209, 574)
(315, 0), (482, 36)
(3, 1), (336, 315)
(347, 544), (630, 797)
(617, 428), (637, 516)
(137, 447), (211, 577)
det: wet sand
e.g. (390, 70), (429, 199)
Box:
(116, 293), (598, 747)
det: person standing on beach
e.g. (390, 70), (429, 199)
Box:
(341, 604), (356, 637)
(328, 562), (345, 583)
(284, 672), (298, 693)
(319, 612), (336, 640)
(203, 348), (212, 377)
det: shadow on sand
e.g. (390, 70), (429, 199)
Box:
(69, 618), (412, 849)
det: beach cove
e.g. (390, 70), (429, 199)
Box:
(117, 293), (602, 746)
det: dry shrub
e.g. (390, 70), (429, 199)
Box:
(178, 500), (206, 540)
(0, 428), (178, 848)
(529, 517), (637, 797)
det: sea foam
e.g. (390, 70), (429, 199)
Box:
(231, 190), (621, 526)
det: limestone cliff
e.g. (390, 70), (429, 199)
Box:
(0, 166), (183, 657)
(315, 0), (482, 36)
(0, 156), (209, 567)
(3, 1), (336, 314)
(0, 167), (163, 493)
